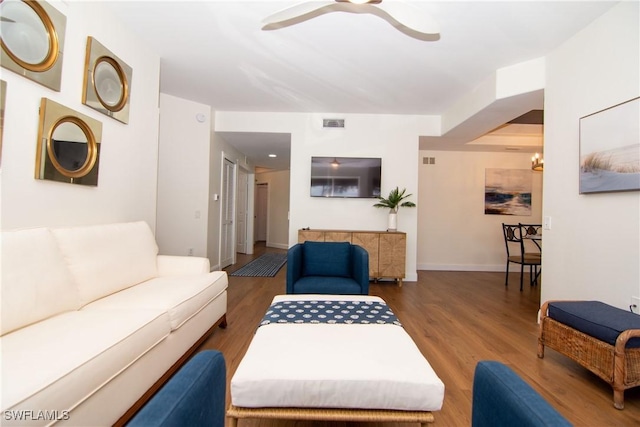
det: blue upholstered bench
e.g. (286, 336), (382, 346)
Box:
(538, 300), (640, 409)
(472, 361), (571, 427)
(127, 350), (226, 427)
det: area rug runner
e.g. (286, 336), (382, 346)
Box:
(230, 253), (287, 277)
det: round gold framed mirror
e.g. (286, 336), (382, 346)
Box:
(36, 98), (102, 186)
(0, 0), (66, 91)
(93, 56), (128, 112)
(0, 0), (58, 71)
(83, 37), (132, 123)
(47, 117), (97, 178)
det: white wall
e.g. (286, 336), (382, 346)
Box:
(216, 112), (440, 281)
(0, 1), (160, 231)
(157, 94), (212, 257)
(255, 169), (291, 249)
(542, 2), (640, 309)
(418, 150), (543, 271)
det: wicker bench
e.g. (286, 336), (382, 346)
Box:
(538, 300), (640, 409)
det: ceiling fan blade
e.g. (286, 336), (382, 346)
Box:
(262, 1), (335, 30)
(376, 1), (440, 37)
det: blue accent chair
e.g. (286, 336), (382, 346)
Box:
(472, 361), (572, 427)
(286, 241), (369, 295)
(127, 350), (226, 427)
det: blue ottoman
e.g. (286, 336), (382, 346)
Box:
(472, 361), (571, 427)
(127, 350), (226, 427)
(538, 300), (640, 409)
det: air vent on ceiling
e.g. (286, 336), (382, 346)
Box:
(505, 147), (521, 151)
(323, 119), (345, 128)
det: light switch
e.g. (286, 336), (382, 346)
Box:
(543, 216), (552, 230)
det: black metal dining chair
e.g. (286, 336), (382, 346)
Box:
(502, 223), (542, 291)
(519, 223), (543, 252)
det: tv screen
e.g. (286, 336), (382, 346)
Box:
(310, 157), (381, 198)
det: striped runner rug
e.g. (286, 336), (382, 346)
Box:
(230, 252), (287, 277)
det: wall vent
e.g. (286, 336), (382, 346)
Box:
(423, 157), (436, 165)
(323, 119), (345, 128)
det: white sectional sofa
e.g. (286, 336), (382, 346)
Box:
(0, 221), (228, 426)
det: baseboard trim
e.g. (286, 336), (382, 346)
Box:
(417, 263), (505, 272)
(266, 242), (288, 250)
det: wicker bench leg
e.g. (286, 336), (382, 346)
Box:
(537, 339), (545, 358)
(613, 389), (624, 410)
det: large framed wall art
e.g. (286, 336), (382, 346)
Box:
(484, 168), (532, 216)
(579, 97), (640, 194)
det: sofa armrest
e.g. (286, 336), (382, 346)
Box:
(351, 245), (370, 295)
(472, 361), (571, 427)
(127, 350), (226, 427)
(286, 244), (304, 294)
(157, 255), (210, 276)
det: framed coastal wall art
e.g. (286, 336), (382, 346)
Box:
(484, 168), (532, 215)
(82, 36), (132, 124)
(0, 0), (67, 91)
(579, 96), (640, 194)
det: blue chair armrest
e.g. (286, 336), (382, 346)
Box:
(351, 244), (369, 295)
(472, 361), (572, 427)
(286, 243), (303, 294)
(127, 350), (226, 427)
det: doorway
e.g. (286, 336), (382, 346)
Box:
(255, 183), (268, 243)
(236, 168), (249, 254)
(220, 158), (235, 269)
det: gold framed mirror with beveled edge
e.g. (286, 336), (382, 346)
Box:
(82, 36), (132, 124)
(35, 98), (102, 186)
(0, 0), (66, 92)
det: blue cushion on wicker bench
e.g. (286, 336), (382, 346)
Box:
(548, 301), (640, 348)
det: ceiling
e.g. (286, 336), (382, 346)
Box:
(103, 0), (617, 170)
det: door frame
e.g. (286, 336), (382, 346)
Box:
(219, 154), (236, 268)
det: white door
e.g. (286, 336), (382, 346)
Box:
(236, 168), (248, 254)
(255, 183), (268, 242)
(221, 158), (235, 269)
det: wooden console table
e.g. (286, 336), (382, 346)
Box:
(298, 229), (406, 286)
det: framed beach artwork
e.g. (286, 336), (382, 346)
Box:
(579, 97), (640, 194)
(484, 168), (532, 215)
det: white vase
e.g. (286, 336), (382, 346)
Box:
(388, 211), (397, 231)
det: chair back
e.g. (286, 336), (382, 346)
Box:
(502, 223), (524, 257)
(519, 223), (542, 253)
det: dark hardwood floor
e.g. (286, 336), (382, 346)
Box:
(199, 243), (640, 426)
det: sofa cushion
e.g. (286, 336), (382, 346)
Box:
(1, 228), (80, 336)
(302, 241), (350, 277)
(548, 301), (640, 348)
(0, 309), (170, 412)
(293, 276), (362, 295)
(82, 271), (228, 331)
(52, 221), (159, 306)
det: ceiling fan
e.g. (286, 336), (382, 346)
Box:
(262, 0), (440, 42)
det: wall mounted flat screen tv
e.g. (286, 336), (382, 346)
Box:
(310, 157), (381, 198)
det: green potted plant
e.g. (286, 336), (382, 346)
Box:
(374, 187), (416, 231)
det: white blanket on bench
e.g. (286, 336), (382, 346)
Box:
(231, 294), (445, 411)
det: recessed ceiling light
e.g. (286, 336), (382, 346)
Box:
(268, 154), (277, 158)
